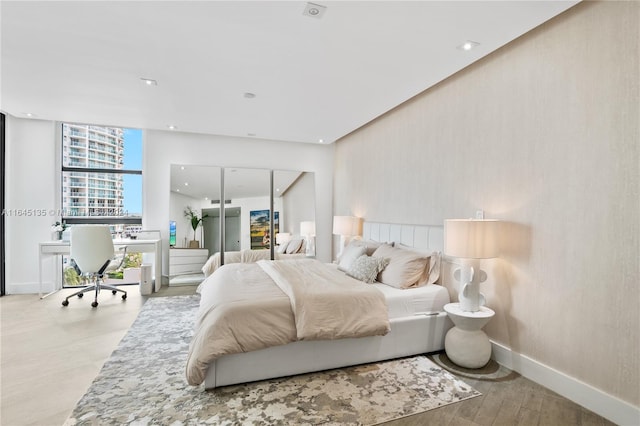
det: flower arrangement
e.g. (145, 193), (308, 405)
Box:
(51, 221), (67, 232)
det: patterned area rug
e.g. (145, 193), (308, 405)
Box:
(65, 295), (480, 425)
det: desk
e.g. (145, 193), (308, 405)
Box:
(39, 239), (162, 298)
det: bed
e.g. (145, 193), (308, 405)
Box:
(201, 238), (308, 278)
(187, 222), (453, 389)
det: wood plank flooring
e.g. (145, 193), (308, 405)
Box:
(1, 285), (615, 426)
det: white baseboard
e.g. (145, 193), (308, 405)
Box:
(6, 281), (52, 295)
(491, 341), (640, 426)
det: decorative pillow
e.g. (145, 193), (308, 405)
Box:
(337, 244), (367, 271)
(285, 238), (304, 254)
(347, 255), (390, 283)
(372, 244), (431, 289)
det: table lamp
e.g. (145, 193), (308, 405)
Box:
(332, 216), (362, 259)
(444, 219), (500, 312)
(300, 221), (316, 257)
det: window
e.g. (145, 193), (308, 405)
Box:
(61, 123), (142, 234)
(61, 123), (143, 286)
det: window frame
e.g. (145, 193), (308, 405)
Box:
(60, 123), (142, 227)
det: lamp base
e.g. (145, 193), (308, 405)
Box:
(459, 282), (486, 312)
(456, 258), (486, 312)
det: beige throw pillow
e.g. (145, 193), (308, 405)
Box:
(372, 244), (431, 288)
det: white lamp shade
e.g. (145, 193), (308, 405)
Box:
(275, 232), (291, 245)
(444, 219), (500, 259)
(332, 216), (362, 236)
(300, 221), (316, 236)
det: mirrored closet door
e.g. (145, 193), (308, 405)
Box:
(169, 165), (315, 273)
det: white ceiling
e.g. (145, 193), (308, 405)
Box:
(170, 164), (303, 200)
(1, 1), (579, 145)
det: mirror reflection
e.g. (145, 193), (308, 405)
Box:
(169, 165), (315, 284)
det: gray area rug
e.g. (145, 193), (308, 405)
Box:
(65, 295), (480, 425)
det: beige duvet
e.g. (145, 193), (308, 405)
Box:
(201, 249), (307, 278)
(186, 258), (390, 386)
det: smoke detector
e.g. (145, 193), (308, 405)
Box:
(303, 2), (326, 19)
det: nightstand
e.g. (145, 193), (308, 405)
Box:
(443, 302), (495, 368)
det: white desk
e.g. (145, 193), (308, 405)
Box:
(38, 239), (162, 298)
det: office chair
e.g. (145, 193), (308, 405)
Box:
(62, 225), (128, 308)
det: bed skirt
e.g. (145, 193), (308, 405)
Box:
(204, 312), (452, 389)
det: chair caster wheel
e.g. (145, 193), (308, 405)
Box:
(122, 294), (127, 300)
(78, 293), (83, 298)
(91, 301), (98, 308)
(112, 290), (117, 295)
(62, 300), (69, 307)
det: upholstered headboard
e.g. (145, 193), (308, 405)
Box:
(362, 222), (444, 252)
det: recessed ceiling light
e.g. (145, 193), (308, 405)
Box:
(243, 92), (256, 99)
(168, 125), (178, 130)
(184, 182), (189, 186)
(204, 197), (208, 200)
(23, 112), (36, 118)
(458, 40), (480, 51)
(303, 2), (326, 19)
(318, 139), (324, 144)
(180, 166), (185, 170)
(140, 78), (158, 86)
(176, 189), (180, 192)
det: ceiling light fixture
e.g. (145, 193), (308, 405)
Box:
(184, 182), (189, 186)
(140, 78), (158, 86)
(318, 139), (324, 144)
(168, 125), (178, 130)
(23, 112), (36, 118)
(303, 2), (326, 19)
(458, 40), (480, 51)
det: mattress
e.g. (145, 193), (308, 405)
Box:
(372, 283), (450, 319)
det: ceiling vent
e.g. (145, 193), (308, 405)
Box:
(211, 199), (232, 205)
(303, 2), (326, 19)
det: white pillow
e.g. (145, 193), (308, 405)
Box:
(277, 241), (289, 254)
(337, 244), (366, 271)
(285, 238), (304, 254)
(349, 239), (393, 256)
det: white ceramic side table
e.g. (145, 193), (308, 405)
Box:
(443, 302), (495, 368)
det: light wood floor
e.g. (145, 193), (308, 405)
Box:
(1, 285), (614, 426)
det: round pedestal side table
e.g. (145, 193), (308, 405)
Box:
(443, 302), (495, 369)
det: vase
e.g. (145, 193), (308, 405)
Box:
(188, 240), (199, 248)
(52, 231), (62, 240)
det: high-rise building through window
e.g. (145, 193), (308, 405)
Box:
(60, 122), (142, 239)
(62, 124), (125, 217)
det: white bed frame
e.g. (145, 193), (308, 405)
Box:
(204, 222), (453, 389)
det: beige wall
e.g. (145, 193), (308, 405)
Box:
(334, 1), (638, 407)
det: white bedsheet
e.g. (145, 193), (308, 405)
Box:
(324, 262), (449, 319)
(371, 283), (449, 319)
